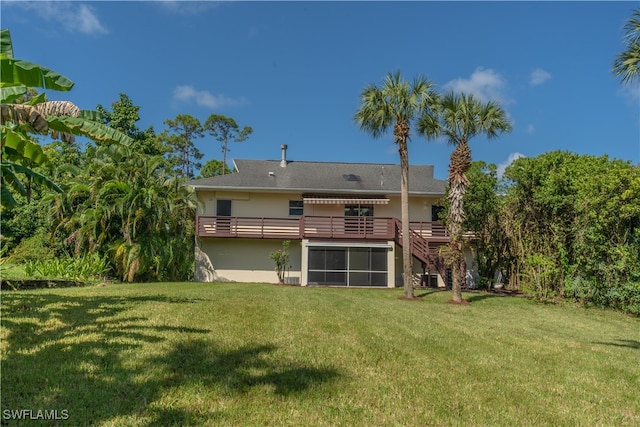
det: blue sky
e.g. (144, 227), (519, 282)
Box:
(3, 1), (639, 179)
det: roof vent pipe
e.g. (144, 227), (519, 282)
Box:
(280, 144), (288, 168)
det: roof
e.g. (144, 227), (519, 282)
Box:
(187, 159), (446, 196)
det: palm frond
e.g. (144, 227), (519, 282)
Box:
(613, 9), (640, 84)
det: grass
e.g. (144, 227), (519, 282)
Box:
(1, 283), (639, 426)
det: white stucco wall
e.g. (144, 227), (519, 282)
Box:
(370, 195), (442, 222)
(194, 238), (302, 284)
(197, 190), (443, 220)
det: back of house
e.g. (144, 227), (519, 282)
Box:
(187, 145), (463, 288)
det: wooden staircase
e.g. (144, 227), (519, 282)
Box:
(394, 219), (447, 278)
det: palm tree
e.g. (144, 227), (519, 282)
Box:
(354, 71), (438, 299)
(418, 92), (512, 303)
(52, 143), (197, 282)
(613, 9), (640, 84)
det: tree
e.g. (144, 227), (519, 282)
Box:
(502, 152), (640, 309)
(270, 240), (290, 284)
(160, 114), (204, 179)
(97, 93), (162, 155)
(0, 28), (133, 208)
(613, 9), (640, 84)
(204, 114), (252, 175)
(456, 161), (510, 289)
(354, 71), (438, 299)
(198, 159), (234, 178)
(51, 143), (197, 282)
(418, 92), (511, 303)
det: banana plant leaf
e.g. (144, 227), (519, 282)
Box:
(0, 29), (15, 58)
(0, 85), (27, 103)
(0, 57), (74, 91)
(1, 29), (73, 91)
(47, 116), (134, 145)
(1, 126), (48, 165)
(0, 160), (62, 208)
(1, 184), (18, 208)
(1, 161), (60, 191)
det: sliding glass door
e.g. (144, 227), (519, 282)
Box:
(307, 246), (387, 286)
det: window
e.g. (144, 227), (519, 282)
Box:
(345, 204), (374, 234)
(289, 200), (303, 216)
(215, 199), (232, 232)
(345, 204), (373, 217)
(431, 205), (445, 222)
(216, 199), (232, 216)
(307, 246), (388, 287)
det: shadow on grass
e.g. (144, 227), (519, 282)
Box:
(414, 290), (507, 303)
(157, 339), (340, 395)
(1, 292), (342, 426)
(593, 339), (640, 350)
(464, 292), (506, 303)
(414, 288), (444, 299)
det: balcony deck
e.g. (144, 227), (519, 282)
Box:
(197, 216), (448, 242)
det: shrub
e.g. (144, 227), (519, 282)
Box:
(565, 276), (640, 316)
(269, 241), (290, 284)
(24, 253), (109, 282)
(602, 281), (640, 316)
(8, 232), (56, 264)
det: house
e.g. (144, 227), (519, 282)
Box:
(187, 145), (456, 288)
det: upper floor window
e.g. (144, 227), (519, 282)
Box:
(345, 204), (374, 217)
(289, 200), (304, 216)
(432, 205), (445, 222)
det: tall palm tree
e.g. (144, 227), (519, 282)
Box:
(418, 92), (512, 303)
(354, 71), (438, 299)
(613, 8), (640, 84)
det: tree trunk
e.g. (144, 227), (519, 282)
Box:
(447, 141), (471, 303)
(399, 139), (414, 299)
(222, 138), (228, 175)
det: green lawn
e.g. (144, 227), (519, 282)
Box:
(1, 283), (639, 426)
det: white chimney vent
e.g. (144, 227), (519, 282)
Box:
(280, 144), (288, 168)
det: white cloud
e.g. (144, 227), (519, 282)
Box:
(530, 68), (551, 86)
(75, 4), (107, 34)
(173, 85), (246, 109)
(156, 1), (222, 15)
(497, 152), (525, 178)
(527, 124), (535, 134)
(6, 2), (107, 35)
(443, 67), (512, 105)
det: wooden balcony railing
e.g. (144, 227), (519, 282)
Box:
(197, 215), (448, 242)
(408, 221), (449, 242)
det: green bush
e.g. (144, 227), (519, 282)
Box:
(24, 254), (109, 282)
(8, 232), (56, 264)
(601, 281), (640, 316)
(565, 276), (640, 316)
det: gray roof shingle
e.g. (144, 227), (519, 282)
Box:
(187, 159), (446, 195)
